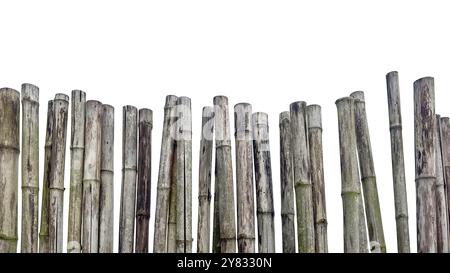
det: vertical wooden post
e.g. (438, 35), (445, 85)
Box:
(135, 109), (153, 253)
(414, 77), (437, 253)
(0, 88), (20, 253)
(21, 84), (39, 253)
(385, 71), (410, 253)
(290, 101), (315, 253)
(440, 117), (450, 244)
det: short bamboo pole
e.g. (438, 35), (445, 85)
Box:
(279, 111), (296, 253)
(21, 84), (39, 253)
(167, 154), (177, 253)
(119, 105), (138, 253)
(213, 95), (237, 253)
(135, 109), (153, 253)
(306, 105), (328, 253)
(99, 105), (115, 253)
(0, 88), (20, 253)
(197, 106), (214, 253)
(290, 101), (315, 253)
(67, 90), (86, 253)
(252, 112), (275, 253)
(385, 71), (410, 253)
(81, 100), (103, 253)
(440, 117), (450, 242)
(414, 77), (437, 253)
(48, 93), (69, 253)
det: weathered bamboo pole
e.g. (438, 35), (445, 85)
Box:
(306, 105), (328, 253)
(48, 93), (69, 253)
(153, 95), (178, 253)
(252, 112), (275, 253)
(414, 77), (437, 253)
(21, 84), (39, 253)
(67, 90), (86, 253)
(234, 103), (256, 253)
(440, 117), (450, 242)
(0, 88), (20, 253)
(385, 71), (410, 253)
(279, 111), (296, 253)
(289, 101), (315, 253)
(119, 105), (138, 253)
(357, 172), (369, 253)
(213, 95), (237, 253)
(197, 106), (214, 253)
(81, 100), (103, 253)
(336, 97), (360, 253)
(167, 155), (177, 253)
(39, 100), (54, 253)
(99, 105), (115, 253)
(212, 171), (221, 253)
(135, 109), (153, 253)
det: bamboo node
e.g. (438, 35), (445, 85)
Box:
(0, 233), (18, 241)
(389, 123), (402, 130)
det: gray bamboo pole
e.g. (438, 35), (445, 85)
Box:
(289, 101), (315, 253)
(279, 111), (296, 253)
(213, 95), (237, 253)
(357, 171), (369, 253)
(81, 100), (103, 253)
(385, 71), (410, 253)
(153, 95), (178, 253)
(252, 112), (275, 253)
(39, 100), (54, 253)
(119, 105), (138, 253)
(0, 88), (20, 253)
(167, 154), (177, 253)
(197, 106), (214, 253)
(212, 170), (220, 253)
(135, 109), (153, 253)
(306, 105), (328, 253)
(440, 117), (450, 242)
(414, 77), (437, 253)
(21, 84), (39, 253)
(67, 90), (86, 253)
(48, 93), (69, 253)
(336, 97), (360, 253)
(99, 105), (114, 253)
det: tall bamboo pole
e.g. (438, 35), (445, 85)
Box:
(119, 105), (138, 253)
(440, 117), (450, 242)
(0, 88), (20, 253)
(252, 112), (275, 253)
(153, 95), (178, 253)
(135, 109), (153, 253)
(213, 95), (236, 253)
(290, 101), (315, 253)
(48, 93), (69, 253)
(306, 105), (328, 253)
(336, 97), (360, 253)
(385, 71), (410, 253)
(81, 100), (103, 253)
(21, 84), (39, 253)
(67, 90), (86, 253)
(197, 106), (214, 253)
(279, 111), (296, 253)
(99, 105), (114, 253)
(414, 77), (437, 253)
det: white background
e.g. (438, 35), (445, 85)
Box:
(2, 0), (450, 253)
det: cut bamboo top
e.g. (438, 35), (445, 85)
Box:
(71, 90), (86, 148)
(84, 100), (103, 181)
(122, 105), (138, 170)
(101, 105), (115, 172)
(54, 93), (69, 102)
(386, 71), (402, 128)
(213, 95), (231, 147)
(176, 96), (192, 140)
(234, 103), (252, 140)
(139, 108), (153, 128)
(165, 95), (178, 110)
(306, 104), (322, 129)
(350, 91), (365, 102)
(21, 84), (39, 103)
(0, 88), (20, 149)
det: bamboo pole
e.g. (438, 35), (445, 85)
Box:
(81, 100), (103, 253)
(21, 84), (39, 253)
(385, 71), (410, 253)
(335, 97), (360, 253)
(234, 103), (256, 253)
(99, 105), (115, 253)
(135, 109), (153, 253)
(306, 105), (328, 253)
(414, 77), (437, 253)
(0, 88), (20, 253)
(357, 171), (369, 253)
(212, 169), (221, 253)
(289, 101), (315, 253)
(252, 112), (275, 253)
(48, 93), (69, 253)
(167, 154), (177, 253)
(213, 95), (236, 253)
(119, 105), (138, 253)
(39, 100), (54, 253)
(67, 90), (86, 253)
(197, 106), (214, 253)
(440, 117), (450, 244)
(153, 95), (178, 253)
(279, 111), (296, 253)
